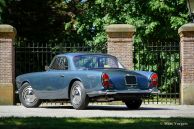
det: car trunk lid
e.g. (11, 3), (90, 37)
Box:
(91, 68), (151, 90)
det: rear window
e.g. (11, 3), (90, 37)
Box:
(73, 55), (123, 69)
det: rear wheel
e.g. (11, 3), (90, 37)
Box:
(124, 98), (142, 110)
(70, 81), (89, 110)
(19, 82), (41, 108)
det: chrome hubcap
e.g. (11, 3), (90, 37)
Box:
(71, 85), (82, 105)
(22, 85), (37, 103)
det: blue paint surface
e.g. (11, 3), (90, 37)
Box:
(16, 53), (157, 99)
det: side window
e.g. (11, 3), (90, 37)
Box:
(50, 57), (60, 70)
(50, 57), (68, 70)
(58, 57), (68, 70)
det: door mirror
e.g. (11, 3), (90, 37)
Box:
(45, 65), (49, 71)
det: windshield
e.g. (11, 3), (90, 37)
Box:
(73, 55), (124, 69)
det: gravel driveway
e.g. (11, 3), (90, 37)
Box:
(0, 104), (194, 118)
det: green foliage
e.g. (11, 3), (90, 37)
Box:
(71, 0), (187, 92)
(64, 0), (188, 55)
(0, 0), (6, 23)
(0, 0), (189, 93)
(2, 0), (71, 43)
(1, 0), (188, 47)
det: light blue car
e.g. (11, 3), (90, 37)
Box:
(16, 53), (159, 110)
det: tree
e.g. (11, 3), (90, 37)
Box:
(2, 0), (188, 47)
(71, 0), (188, 92)
(1, 0), (189, 93)
(0, 0), (6, 23)
(73, 0), (188, 50)
(2, 0), (72, 43)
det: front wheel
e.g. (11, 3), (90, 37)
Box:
(70, 81), (89, 110)
(124, 98), (142, 110)
(19, 82), (41, 108)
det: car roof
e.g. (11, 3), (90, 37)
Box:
(56, 53), (114, 58)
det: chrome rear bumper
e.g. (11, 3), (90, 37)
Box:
(87, 88), (160, 97)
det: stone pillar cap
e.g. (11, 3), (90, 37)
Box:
(0, 24), (17, 34)
(178, 23), (194, 34)
(105, 24), (136, 33)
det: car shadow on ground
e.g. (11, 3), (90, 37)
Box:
(41, 105), (175, 111)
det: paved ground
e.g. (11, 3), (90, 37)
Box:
(0, 104), (194, 118)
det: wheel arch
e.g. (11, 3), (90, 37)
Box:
(68, 78), (81, 98)
(18, 80), (30, 91)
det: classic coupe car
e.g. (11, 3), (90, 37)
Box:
(16, 53), (159, 110)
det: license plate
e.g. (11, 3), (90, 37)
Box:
(125, 75), (137, 86)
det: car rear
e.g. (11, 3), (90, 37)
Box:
(87, 69), (159, 100)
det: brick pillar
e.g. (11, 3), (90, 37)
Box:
(0, 25), (16, 105)
(178, 23), (194, 105)
(106, 24), (136, 69)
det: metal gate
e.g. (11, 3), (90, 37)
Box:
(134, 40), (180, 104)
(15, 39), (180, 104)
(15, 41), (93, 77)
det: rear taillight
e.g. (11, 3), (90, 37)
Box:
(149, 73), (158, 87)
(102, 73), (110, 89)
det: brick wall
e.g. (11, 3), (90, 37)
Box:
(106, 24), (136, 70)
(179, 23), (194, 105)
(107, 38), (134, 69)
(0, 38), (14, 83)
(180, 32), (194, 84)
(0, 25), (16, 105)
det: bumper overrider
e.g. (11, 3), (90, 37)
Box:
(87, 88), (160, 98)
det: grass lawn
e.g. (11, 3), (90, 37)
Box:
(0, 117), (193, 129)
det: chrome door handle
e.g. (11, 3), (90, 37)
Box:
(60, 75), (64, 77)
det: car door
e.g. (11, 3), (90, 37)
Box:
(36, 56), (69, 99)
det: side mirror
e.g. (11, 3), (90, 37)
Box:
(45, 65), (49, 71)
